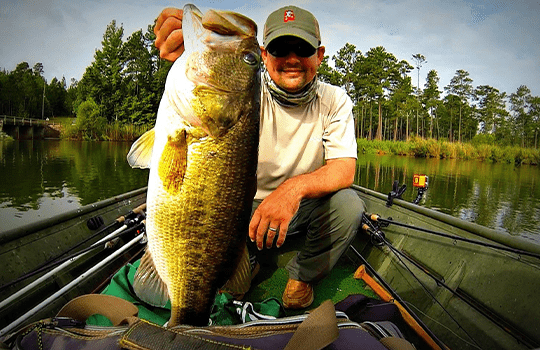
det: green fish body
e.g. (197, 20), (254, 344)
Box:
(127, 4), (260, 327)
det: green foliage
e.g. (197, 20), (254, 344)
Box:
(471, 133), (496, 146)
(408, 137), (440, 158)
(74, 99), (107, 140)
(75, 21), (170, 128)
(360, 137), (539, 166)
(319, 43), (538, 149)
(0, 20), (168, 142)
(318, 56), (342, 86)
(514, 147), (540, 165)
(0, 62), (73, 119)
(0, 132), (14, 141)
(104, 122), (150, 141)
(475, 144), (492, 161)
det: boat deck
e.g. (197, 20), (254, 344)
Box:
(244, 236), (378, 316)
(90, 235), (379, 325)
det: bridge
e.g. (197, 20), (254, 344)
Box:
(0, 116), (61, 140)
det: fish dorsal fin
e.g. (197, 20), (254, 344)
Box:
(127, 129), (155, 169)
(133, 249), (169, 307)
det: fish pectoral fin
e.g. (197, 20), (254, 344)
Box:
(127, 128), (155, 169)
(159, 131), (188, 194)
(133, 249), (169, 307)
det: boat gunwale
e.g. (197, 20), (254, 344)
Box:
(351, 184), (540, 256)
(0, 187), (148, 245)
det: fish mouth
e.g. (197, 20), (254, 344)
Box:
(183, 4), (257, 39)
(183, 4), (259, 91)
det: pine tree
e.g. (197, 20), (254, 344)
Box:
(355, 46), (401, 140)
(475, 85), (507, 135)
(445, 70), (474, 142)
(423, 70), (441, 138)
(80, 20), (125, 121)
(510, 85), (532, 147)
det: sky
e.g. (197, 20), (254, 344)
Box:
(1, 0), (539, 98)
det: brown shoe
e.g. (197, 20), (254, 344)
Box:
(282, 279), (314, 309)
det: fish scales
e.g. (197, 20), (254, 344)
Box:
(150, 114), (258, 325)
(128, 4), (260, 327)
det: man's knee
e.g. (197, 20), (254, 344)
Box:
(330, 188), (365, 226)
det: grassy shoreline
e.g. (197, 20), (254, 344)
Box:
(22, 118), (539, 166)
(54, 117), (149, 142)
(358, 137), (540, 165)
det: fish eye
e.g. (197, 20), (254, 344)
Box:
(243, 52), (259, 66)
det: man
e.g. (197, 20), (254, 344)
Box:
(154, 5), (365, 309)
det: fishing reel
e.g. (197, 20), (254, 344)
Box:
(361, 213), (387, 247)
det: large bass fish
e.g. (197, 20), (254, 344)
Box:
(127, 4), (260, 327)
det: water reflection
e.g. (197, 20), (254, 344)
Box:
(354, 154), (540, 241)
(2, 141), (538, 241)
(0, 140), (148, 231)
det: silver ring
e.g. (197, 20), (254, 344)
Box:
(268, 227), (278, 232)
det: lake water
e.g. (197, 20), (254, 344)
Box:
(1, 140), (539, 242)
(355, 153), (540, 242)
(0, 140), (148, 231)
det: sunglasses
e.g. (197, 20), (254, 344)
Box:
(266, 41), (318, 58)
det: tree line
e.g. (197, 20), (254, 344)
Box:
(0, 62), (75, 119)
(0, 20), (171, 133)
(1, 20), (538, 148)
(318, 44), (540, 148)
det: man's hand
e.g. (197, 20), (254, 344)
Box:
(154, 8), (184, 62)
(249, 180), (303, 250)
(248, 158), (356, 251)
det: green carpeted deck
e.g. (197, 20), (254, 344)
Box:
(91, 236), (377, 325)
(245, 240), (378, 316)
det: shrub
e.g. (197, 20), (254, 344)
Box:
(73, 99), (107, 140)
(354, 137), (539, 167)
(457, 143), (476, 160)
(409, 136), (429, 157)
(476, 144), (493, 161)
(426, 139), (441, 158)
(471, 134), (496, 147)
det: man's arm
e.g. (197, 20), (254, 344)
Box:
(248, 157), (356, 250)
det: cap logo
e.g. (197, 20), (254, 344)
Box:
(284, 9), (295, 22)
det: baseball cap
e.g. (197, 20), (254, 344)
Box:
(263, 6), (321, 49)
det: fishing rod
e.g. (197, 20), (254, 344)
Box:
(361, 214), (482, 349)
(367, 213), (540, 260)
(4, 203), (146, 291)
(33, 203), (147, 272)
(0, 231), (146, 338)
(361, 214), (539, 349)
(0, 213), (145, 294)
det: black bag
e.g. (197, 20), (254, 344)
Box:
(1, 294), (414, 350)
